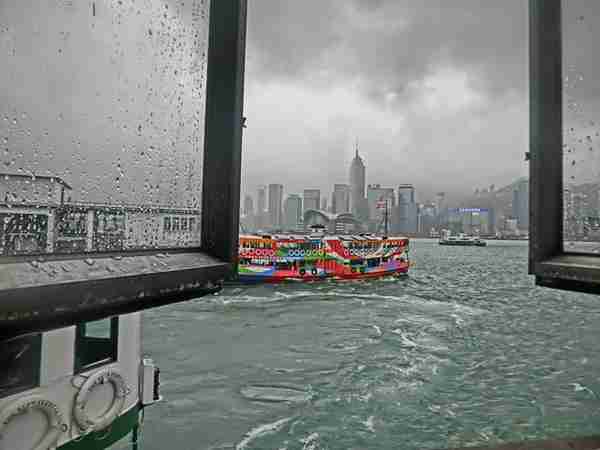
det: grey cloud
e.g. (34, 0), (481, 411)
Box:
(248, 1), (528, 106)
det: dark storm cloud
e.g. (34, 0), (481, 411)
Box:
(248, 1), (527, 106)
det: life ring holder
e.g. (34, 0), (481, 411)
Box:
(73, 368), (129, 433)
(0, 395), (67, 450)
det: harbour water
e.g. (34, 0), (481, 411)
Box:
(131, 239), (600, 449)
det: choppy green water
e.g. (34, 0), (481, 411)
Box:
(132, 239), (600, 449)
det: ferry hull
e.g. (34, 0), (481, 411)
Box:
(333, 264), (409, 280)
(238, 273), (329, 283)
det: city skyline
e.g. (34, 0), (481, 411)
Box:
(240, 144), (532, 238)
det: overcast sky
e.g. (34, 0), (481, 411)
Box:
(242, 0), (530, 203)
(3, 0), (599, 208)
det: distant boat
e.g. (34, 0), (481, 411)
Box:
(439, 233), (486, 247)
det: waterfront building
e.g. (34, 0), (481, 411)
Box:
(447, 207), (495, 235)
(418, 203), (437, 235)
(303, 209), (363, 234)
(268, 184), (284, 230)
(284, 194), (303, 231)
(321, 197), (328, 212)
(332, 184), (350, 214)
(303, 189), (321, 212)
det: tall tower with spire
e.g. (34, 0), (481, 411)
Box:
(349, 142), (366, 220)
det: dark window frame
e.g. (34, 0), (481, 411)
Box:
(73, 317), (119, 374)
(0, 333), (42, 399)
(0, 0), (248, 340)
(529, 0), (600, 295)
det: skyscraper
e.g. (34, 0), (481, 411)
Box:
(303, 189), (320, 212)
(268, 184), (284, 230)
(435, 191), (446, 229)
(243, 194), (254, 216)
(396, 184), (418, 233)
(512, 179), (529, 230)
(257, 185), (267, 229)
(435, 192), (445, 216)
(257, 186), (267, 215)
(284, 194), (303, 231)
(349, 146), (366, 219)
(366, 184), (395, 221)
(332, 184), (350, 214)
(398, 184), (415, 204)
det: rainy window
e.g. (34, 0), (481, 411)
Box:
(74, 317), (118, 373)
(562, 0), (600, 254)
(0, 334), (41, 398)
(0, 0), (209, 255)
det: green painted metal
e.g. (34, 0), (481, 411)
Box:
(59, 405), (140, 450)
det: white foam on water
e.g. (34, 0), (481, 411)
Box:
(300, 432), (320, 450)
(570, 382), (597, 398)
(390, 329), (418, 348)
(240, 385), (311, 403)
(372, 324), (382, 337)
(364, 415), (376, 433)
(235, 417), (293, 450)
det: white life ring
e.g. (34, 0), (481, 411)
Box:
(0, 395), (67, 450)
(73, 368), (128, 433)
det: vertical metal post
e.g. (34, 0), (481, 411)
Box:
(201, 0), (248, 269)
(529, 0), (563, 273)
(131, 425), (139, 450)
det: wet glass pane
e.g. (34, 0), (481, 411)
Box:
(0, 0), (208, 255)
(563, 0), (600, 254)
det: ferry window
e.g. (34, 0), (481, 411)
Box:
(164, 217), (172, 233)
(173, 217), (180, 232)
(0, 334), (41, 398)
(189, 218), (196, 232)
(181, 218), (188, 231)
(0, 0), (245, 336)
(74, 318), (118, 373)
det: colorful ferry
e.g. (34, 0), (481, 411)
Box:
(238, 234), (409, 283)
